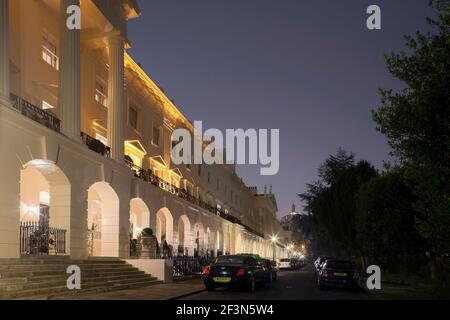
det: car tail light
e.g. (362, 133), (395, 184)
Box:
(236, 267), (246, 277)
(203, 266), (210, 276)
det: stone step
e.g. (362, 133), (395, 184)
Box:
(0, 263), (132, 271)
(0, 274), (157, 292)
(4, 278), (162, 300)
(0, 265), (141, 278)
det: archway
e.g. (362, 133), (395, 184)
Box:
(194, 221), (205, 257)
(130, 198), (150, 239)
(20, 159), (71, 255)
(87, 182), (120, 257)
(155, 207), (173, 245)
(177, 215), (191, 255)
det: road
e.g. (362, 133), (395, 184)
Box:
(180, 266), (370, 300)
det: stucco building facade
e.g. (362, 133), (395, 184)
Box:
(0, 0), (287, 261)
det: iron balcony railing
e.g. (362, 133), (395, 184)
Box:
(125, 160), (265, 239)
(10, 93), (61, 133)
(20, 221), (67, 255)
(81, 132), (111, 158)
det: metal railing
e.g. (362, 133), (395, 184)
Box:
(10, 93), (61, 133)
(81, 132), (111, 158)
(125, 160), (265, 238)
(20, 221), (66, 255)
(173, 256), (204, 277)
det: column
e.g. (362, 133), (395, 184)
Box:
(107, 35), (125, 162)
(0, 0), (10, 106)
(58, 0), (80, 140)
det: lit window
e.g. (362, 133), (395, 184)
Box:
(129, 106), (138, 129)
(42, 36), (59, 70)
(95, 133), (108, 146)
(152, 125), (161, 146)
(95, 81), (107, 106)
(39, 191), (50, 205)
(42, 101), (55, 110)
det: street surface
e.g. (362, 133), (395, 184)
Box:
(181, 265), (370, 300)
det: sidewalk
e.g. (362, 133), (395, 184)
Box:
(71, 278), (205, 300)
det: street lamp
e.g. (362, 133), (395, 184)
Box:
(270, 236), (278, 262)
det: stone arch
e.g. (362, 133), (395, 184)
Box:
(20, 159), (71, 254)
(177, 214), (191, 255)
(130, 198), (150, 239)
(155, 207), (174, 245)
(87, 182), (120, 257)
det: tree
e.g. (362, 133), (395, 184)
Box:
(356, 171), (425, 274)
(371, 0), (450, 278)
(299, 150), (378, 257)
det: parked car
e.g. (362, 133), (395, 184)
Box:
(278, 258), (292, 270)
(258, 258), (278, 282)
(317, 259), (359, 290)
(203, 255), (266, 292)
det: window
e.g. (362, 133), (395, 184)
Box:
(95, 81), (107, 106)
(129, 106), (138, 130)
(42, 35), (58, 70)
(95, 133), (108, 146)
(152, 124), (161, 146)
(42, 101), (55, 110)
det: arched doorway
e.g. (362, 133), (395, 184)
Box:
(129, 198), (150, 239)
(87, 182), (120, 257)
(194, 221), (205, 257)
(155, 208), (173, 245)
(20, 160), (71, 255)
(129, 198), (150, 257)
(177, 215), (191, 256)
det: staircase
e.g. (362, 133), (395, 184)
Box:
(0, 256), (162, 300)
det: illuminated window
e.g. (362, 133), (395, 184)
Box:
(42, 101), (55, 110)
(42, 35), (58, 70)
(152, 124), (161, 146)
(125, 141), (147, 169)
(95, 133), (108, 146)
(129, 106), (138, 130)
(95, 81), (107, 106)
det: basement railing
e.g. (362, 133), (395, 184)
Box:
(10, 93), (61, 133)
(80, 132), (111, 158)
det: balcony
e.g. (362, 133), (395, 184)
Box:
(81, 132), (111, 158)
(125, 160), (264, 238)
(10, 93), (61, 133)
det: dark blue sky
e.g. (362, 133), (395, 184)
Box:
(127, 0), (434, 218)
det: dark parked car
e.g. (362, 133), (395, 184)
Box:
(203, 255), (266, 292)
(317, 259), (359, 290)
(258, 258), (278, 282)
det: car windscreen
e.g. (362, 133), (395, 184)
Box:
(214, 256), (247, 265)
(326, 261), (354, 269)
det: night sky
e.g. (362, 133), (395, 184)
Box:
(127, 0), (434, 218)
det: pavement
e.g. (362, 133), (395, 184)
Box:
(73, 278), (205, 300)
